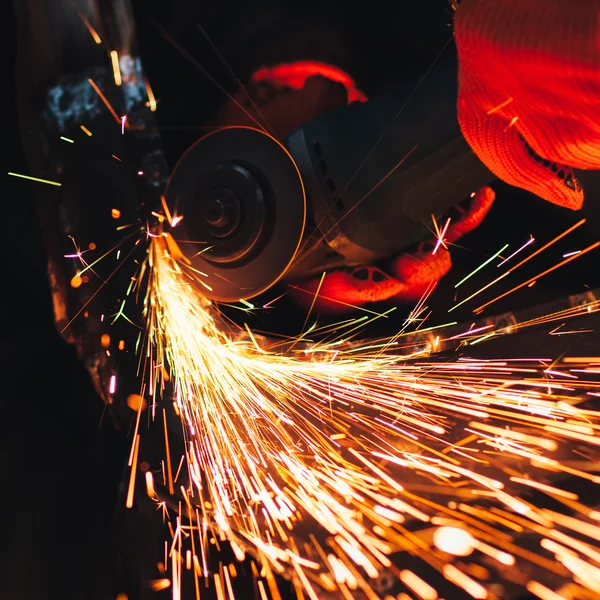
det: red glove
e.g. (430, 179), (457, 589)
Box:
(290, 187), (495, 313)
(455, 0), (600, 210)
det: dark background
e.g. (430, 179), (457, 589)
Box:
(3, 1), (600, 598)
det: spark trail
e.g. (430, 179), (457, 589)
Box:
(144, 233), (600, 600)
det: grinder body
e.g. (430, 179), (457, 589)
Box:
(166, 58), (495, 301)
(286, 58), (494, 278)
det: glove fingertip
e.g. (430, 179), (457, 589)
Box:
(458, 103), (584, 210)
(390, 248), (452, 302)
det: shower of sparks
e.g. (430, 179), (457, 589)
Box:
(454, 243), (509, 288)
(474, 240), (600, 314)
(141, 233), (600, 600)
(449, 220), (588, 313)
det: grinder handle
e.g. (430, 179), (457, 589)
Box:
(287, 55), (496, 266)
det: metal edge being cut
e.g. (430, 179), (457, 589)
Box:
(165, 126), (307, 302)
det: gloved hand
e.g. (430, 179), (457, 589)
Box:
(290, 187), (495, 312)
(454, 0), (600, 210)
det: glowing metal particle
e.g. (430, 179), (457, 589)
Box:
(526, 581), (567, 600)
(497, 236), (535, 267)
(443, 564), (487, 599)
(432, 215), (451, 255)
(74, 8), (102, 44)
(111, 51), (122, 86)
(87, 79), (121, 123)
(399, 570), (438, 600)
(126, 435), (140, 509)
(149, 579), (171, 591)
(127, 394), (147, 412)
(8, 172), (62, 186)
(145, 77), (157, 111)
(455, 243), (509, 288)
(475, 241), (600, 313)
(433, 527), (475, 556)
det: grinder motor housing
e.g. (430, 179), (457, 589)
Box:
(167, 58), (495, 302)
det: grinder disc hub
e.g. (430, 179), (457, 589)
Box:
(165, 127), (306, 302)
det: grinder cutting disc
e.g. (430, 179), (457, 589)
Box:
(165, 126), (306, 302)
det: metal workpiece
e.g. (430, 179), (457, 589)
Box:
(15, 0), (167, 425)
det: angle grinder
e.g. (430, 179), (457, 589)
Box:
(165, 58), (495, 302)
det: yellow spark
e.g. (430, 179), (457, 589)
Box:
(433, 527), (475, 556)
(145, 471), (156, 498)
(149, 579), (170, 591)
(88, 79), (121, 123)
(486, 97), (514, 115)
(526, 581), (568, 600)
(432, 215), (451, 255)
(127, 394), (147, 411)
(126, 434), (140, 508)
(111, 50), (122, 86)
(443, 564), (488, 599)
(504, 115), (519, 131)
(8, 172), (61, 186)
(163, 409), (175, 495)
(145, 77), (157, 111)
(399, 570), (438, 600)
(450, 220), (586, 312)
(74, 8), (102, 44)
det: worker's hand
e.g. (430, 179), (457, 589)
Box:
(454, 0), (600, 210)
(290, 186), (495, 313)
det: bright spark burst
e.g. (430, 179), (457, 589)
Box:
(142, 233), (600, 600)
